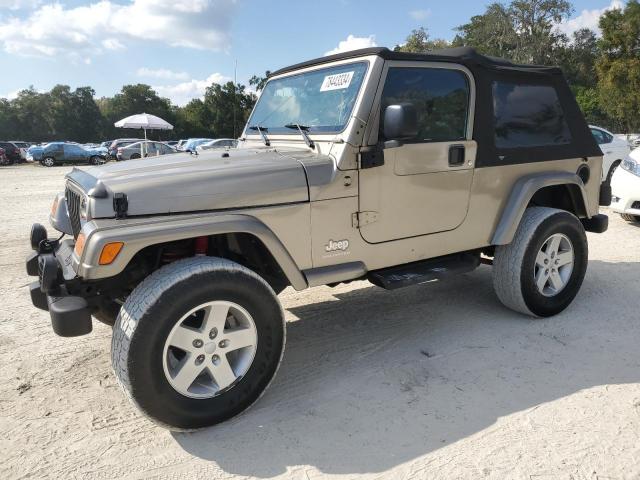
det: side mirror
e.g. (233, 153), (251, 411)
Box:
(383, 103), (418, 146)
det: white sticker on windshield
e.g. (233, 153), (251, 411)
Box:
(320, 71), (354, 92)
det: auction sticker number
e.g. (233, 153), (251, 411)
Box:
(320, 72), (354, 92)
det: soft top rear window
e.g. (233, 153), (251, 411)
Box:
(493, 81), (572, 149)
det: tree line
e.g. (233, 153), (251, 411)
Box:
(1, 0), (639, 143)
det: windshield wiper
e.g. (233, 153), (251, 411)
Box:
(249, 125), (270, 146)
(284, 123), (315, 150)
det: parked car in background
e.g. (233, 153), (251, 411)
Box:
(9, 141), (30, 160)
(0, 141), (23, 164)
(166, 140), (179, 148)
(116, 141), (178, 161)
(590, 126), (631, 184)
(195, 138), (238, 153)
(0, 147), (9, 166)
(38, 142), (107, 167)
(182, 138), (214, 152)
(109, 138), (143, 160)
(176, 139), (188, 150)
(26, 144), (45, 162)
(611, 147), (640, 223)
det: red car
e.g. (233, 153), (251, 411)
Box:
(0, 147), (10, 166)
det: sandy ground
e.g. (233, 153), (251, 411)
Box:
(1, 164), (640, 480)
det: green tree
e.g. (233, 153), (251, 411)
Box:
(249, 71), (271, 92)
(394, 27), (451, 53)
(204, 82), (256, 138)
(452, 3), (517, 57)
(596, 0), (640, 132)
(11, 87), (52, 141)
(453, 0), (571, 64)
(0, 99), (19, 139)
(48, 85), (103, 142)
(174, 99), (211, 138)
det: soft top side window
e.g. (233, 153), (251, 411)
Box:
(493, 81), (572, 149)
(380, 66), (470, 143)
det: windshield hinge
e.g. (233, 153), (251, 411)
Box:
(359, 146), (384, 169)
(352, 211), (379, 228)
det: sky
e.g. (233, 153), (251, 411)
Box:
(0, 0), (626, 106)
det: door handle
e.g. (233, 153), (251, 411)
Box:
(449, 144), (465, 167)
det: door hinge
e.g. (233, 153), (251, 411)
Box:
(352, 211), (379, 228)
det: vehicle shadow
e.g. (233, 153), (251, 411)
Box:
(172, 259), (640, 477)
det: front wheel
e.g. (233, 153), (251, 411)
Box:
(111, 257), (285, 430)
(492, 207), (588, 317)
(89, 156), (105, 165)
(41, 157), (55, 167)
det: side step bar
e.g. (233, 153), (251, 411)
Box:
(367, 253), (480, 290)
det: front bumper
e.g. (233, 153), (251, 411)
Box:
(26, 224), (93, 337)
(611, 167), (640, 216)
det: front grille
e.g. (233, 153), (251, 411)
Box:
(65, 186), (82, 238)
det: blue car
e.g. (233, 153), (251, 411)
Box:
(34, 142), (107, 167)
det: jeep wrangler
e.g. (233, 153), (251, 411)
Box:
(26, 47), (610, 430)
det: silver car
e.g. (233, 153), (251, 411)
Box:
(116, 141), (178, 161)
(195, 138), (238, 153)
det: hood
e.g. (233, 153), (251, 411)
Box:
(67, 148), (323, 218)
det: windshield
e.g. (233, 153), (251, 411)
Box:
(247, 61), (368, 135)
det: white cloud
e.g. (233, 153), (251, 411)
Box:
(0, 0), (41, 10)
(0, 0), (235, 60)
(409, 9), (431, 21)
(325, 34), (377, 56)
(1, 89), (21, 100)
(154, 72), (231, 106)
(137, 67), (190, 81)
(102, 38), (125, 51)
(557, 0), (623, 37)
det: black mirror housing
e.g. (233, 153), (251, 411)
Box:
(383, 103), (418, 141)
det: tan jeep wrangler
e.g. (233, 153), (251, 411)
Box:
(26, 47), (610, 430)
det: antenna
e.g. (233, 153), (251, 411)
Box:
(233, 59), (238, 139)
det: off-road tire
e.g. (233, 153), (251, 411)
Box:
(41, 157), (55, 167)
(492, 207), (588, 317)
(620, 213), (640, 223)
(111, 257), (285, 430)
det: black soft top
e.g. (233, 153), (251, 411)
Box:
(270, 47), (601, 166)
(270, 47), (563, 78)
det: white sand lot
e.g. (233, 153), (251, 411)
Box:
(1, 164), (639, 480)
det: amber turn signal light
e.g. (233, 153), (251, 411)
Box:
(50, 196), (59, 217)
(74, 233), (86, 256)
(99, 242), (124, 265)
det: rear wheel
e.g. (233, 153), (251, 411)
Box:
(111, 257), (285, 430)
(129, 153), (141, 160)
(620, 213), (640, 223)
(492, 207), (588, 317)
(41, 157), (55, 167)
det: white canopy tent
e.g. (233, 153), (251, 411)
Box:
(114, 113), (174, 158)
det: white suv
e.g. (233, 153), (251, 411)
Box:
(590, 126), (631, 184)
